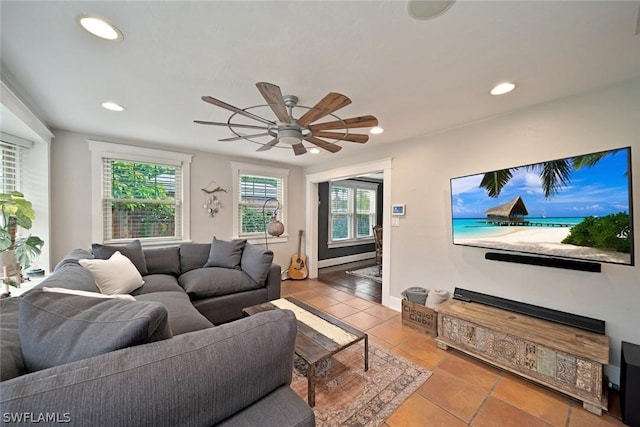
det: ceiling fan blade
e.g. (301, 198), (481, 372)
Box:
(308, 115), (378, 131)
(313, 131), (369, 143)
(256, 82), (290, 123)
(219, 132), (270, 142)
(194, 120), (269, 131)
(296, 93), (352, 127)
(292, 143), (307, 156)
(201, 96), (275, 126)
(307, 136), (342, 153)
(256, 138), (279, 152)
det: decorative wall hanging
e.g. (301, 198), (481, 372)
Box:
(201, 181), (227, 218)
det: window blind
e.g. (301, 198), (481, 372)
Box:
(237, 173), (284, 235)
(0, 141), (23, 193)
(102, 158), (182, 241)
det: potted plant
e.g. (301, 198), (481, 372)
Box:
(0, 191), (44, 287)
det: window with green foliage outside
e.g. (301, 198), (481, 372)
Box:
(330, 183), (377, 242)
(239, 174), (283, 235)
(103, 159), (181, 241)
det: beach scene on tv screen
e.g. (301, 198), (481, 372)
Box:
(451, 148), (633, 265)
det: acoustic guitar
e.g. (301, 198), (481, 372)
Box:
(289, 230), (308, 280)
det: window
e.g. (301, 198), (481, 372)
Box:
(0, 135), (32, 193)
(231, 162), (288, 242)
(89, 141), (192, 244)
(103, 159), (180, 240)
(329, 180), (378, 244)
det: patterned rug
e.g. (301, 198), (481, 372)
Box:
(345, 266), (382, 283)
(291, 342), (432, 426)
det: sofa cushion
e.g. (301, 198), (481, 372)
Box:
(79, 251), (144, 295)
(203, 238), (246, 269)
(130, 274), (184, 296)
(241, 244), (274, 285)
(33, 260), (100, 293)
(179, 268), (262, 299)
(0, 298), (25, 381)
(180, 243), (211, 273)
(134, 291), (214, 333)
(19, 291), (172, 372)
(92, 239), (148, 275)
(144, 246), (181, 276)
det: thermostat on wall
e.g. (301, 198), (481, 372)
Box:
(392, 204), (406, 216)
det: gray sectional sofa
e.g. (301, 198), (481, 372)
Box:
(0, 239), (315, 426)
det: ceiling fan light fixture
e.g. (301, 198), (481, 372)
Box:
(370, 126), (384, 134)
(309, 148), (321, 154)
(490, 82), (517, 96)
(278, 128), (303, 145)
(77, 15), (123, 41)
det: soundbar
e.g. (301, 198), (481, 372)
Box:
(453, 287), (606, 334)
(485, 252), (601, 273)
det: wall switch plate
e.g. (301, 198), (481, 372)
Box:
(392, 217), (400, 227)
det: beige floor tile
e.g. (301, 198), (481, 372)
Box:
(394, 334), (449, 368)
(437, 351), (502, 392)
(320, 302), (361, 319)
(342, 311), (386, 331)
(368, 318), (417, 346)
(417, 368), (488, 423)
(471, 396), (551, 427)
(568, 403), (626, 427)
(364, 304), (400, 320)
(305, 294), (341, 309)
(386, 393), (467, 427)
(326, 290), (355, 302)
(491, 374), (570, 427)
(342, 297), (377, 310)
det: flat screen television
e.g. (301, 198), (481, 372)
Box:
(450, 147), (634, 266)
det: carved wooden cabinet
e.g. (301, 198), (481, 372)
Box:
(436, 299), (609, 415)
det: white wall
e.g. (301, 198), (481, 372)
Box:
(306, 78), (640, 384)
(50, 131), (306, 269)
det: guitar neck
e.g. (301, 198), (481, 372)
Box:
(297, 231), (303, 257)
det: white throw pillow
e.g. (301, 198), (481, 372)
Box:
(79, 251), (144, 295)
(42, 287), (136, 301)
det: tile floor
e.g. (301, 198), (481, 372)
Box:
(282, 278), (626, 427)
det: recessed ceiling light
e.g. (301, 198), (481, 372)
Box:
(309, 148), (321, 154)
(77, 15), (123, 41)
(490, 82), (517, 96)
(408, 0), (455, 20)
(101, 102), (125, 112)
(370, 126), (384, 135)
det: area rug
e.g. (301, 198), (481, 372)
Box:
(345, 266), (382, 283)
(291, 342), (432, 426)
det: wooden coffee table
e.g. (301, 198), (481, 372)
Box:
(243, 297), (368, 407)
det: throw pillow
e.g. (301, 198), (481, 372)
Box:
(43, 287), (136, 301)
(203, 237), (246, 269)
(92, 239), (148, 275)
(79, 251), (144, 295)
(240, 243), (274, 285)
(19, 291), (172, 372)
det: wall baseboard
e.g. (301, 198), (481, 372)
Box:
(317, 252), (376, 269)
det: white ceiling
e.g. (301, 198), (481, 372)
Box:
(1, 1), (639, 167)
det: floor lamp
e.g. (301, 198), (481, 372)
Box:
(262, 198), (284, 249)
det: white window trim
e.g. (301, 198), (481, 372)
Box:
(328, 179), (379, 247)
(231, 161), (289, 245)
(88, 140), (193, 246)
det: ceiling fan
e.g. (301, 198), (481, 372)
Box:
(195, 82), (378, 156)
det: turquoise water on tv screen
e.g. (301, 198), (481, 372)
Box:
(452, 217), (584, 239)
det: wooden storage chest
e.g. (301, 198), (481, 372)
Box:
(435, 299), (609, 415)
